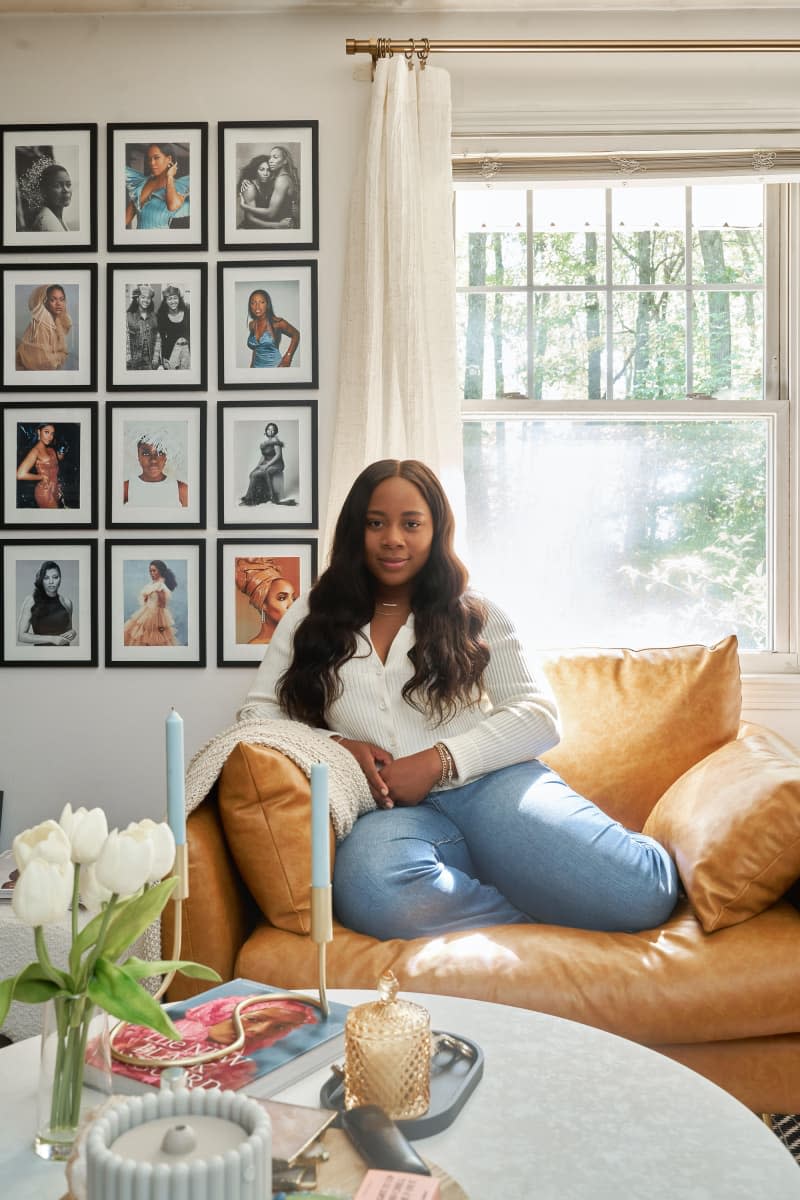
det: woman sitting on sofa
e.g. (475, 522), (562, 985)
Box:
(239, 459), (679, 940)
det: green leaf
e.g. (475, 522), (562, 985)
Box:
(70, 910), (106, 975)
(0, 978), (14, 1028)
(121, 956), (221, 983)
(98, 878), (177, 963)
(88, 957), (180, 1040)
(0, 961), (69, 1024)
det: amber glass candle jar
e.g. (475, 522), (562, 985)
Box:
(344, 971), (431, 1119)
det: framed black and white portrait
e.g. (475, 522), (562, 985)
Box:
(1, 265), (97, 392)
(107, 124), (208, 252)
(217, 537), (317, 667)
(106, 263), (207, 390)
(1, 124), (97, 252)
(218, 400), (318, 529)
(218, 121), (318, 251)
(217, 261), (318, 390)
(105, 539), (205, 668)
(0, 539), (97, 666)
(2, 401), (97, 530)
(106, 401), (206, 529)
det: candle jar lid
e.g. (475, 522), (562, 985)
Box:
(344, 971), (431, 1119)
(346, 971), (430, 1040)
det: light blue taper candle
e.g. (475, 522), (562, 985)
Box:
(166, 708), (186, 846)
(310, 764), (330, 888)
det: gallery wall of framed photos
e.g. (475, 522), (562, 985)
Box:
(0, 117), (321, 673)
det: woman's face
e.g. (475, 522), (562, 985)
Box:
(138, 442), (167, 480)
(268, 148), (285, 171)
(146, 145), (172, 176)
(149, 562), (162, 581)
(39, 424), (56, 446)
(42, 568), (61, 596)
(364, 476), (434, 593)
(165, 291), (180, 312)
(42, 168), (72, 210)
(249, 292), (267, 319)
(137, 290), (154, 312)
(265, 424), (278, 437)
(265, 578), (295, 625)
(44, 288), (66, 318)
(256, 161), (270, 182)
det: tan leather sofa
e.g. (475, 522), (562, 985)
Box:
(165, 635), (800, 1114)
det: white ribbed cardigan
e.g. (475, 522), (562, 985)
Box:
(238, 596), (560, 786)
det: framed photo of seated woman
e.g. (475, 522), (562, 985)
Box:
(0, 539), (97, 667)
(1, 124), (97, 253)
(217, 400), (318, 530)
(1, 401), (97, 530)
(106, 400), (206, 530)
(218, 121), (318, 252)
(106, 263), (207, 391)
(105, 539), (205, 668)
(1, 264), (97, 392)
(107, 123), (208, 252)
(217, 537), (317, 667)
(217, 261), (318, 390)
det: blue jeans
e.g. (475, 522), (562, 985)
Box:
(333, 761), (679, 939)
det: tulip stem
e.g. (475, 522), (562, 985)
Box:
(78, 894), (118, 994)
(70, 865), (80, 945)
(34, 927), (65, 988)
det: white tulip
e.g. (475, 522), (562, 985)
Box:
(59, 803), (109, 865)
(13, 820), (71, 872)
(135, 819), (176, 882)
(12, 857), (72, 926)
(94, 828), (153, 899)
(78, 863), (114, 913)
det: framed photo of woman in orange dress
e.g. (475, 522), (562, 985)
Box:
(1, 401), (97, 530)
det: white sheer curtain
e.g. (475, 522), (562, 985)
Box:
(324, 55), (464, 552)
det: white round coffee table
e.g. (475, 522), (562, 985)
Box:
(0, 989), (797, 1198)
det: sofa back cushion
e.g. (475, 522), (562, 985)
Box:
(643, 725), (800, 931)
(218, 742), (333, 935)
(540, 635), (741, 830)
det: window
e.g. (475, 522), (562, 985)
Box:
(455, 179), (790, 666)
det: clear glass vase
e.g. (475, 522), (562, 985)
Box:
(35, 994), (111, 1161)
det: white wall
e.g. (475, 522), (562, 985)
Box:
(2, 6), (799, 846)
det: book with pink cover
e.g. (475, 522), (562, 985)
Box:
(86, 977), (348, 1097)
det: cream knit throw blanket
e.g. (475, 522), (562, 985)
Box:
(138, 719), (375, 979)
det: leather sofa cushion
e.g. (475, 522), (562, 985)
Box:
(643, 727), (800, 931)
(218, 742), (334, 936)
(540, 634), (742, 830)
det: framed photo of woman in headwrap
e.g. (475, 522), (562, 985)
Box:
(0, 539), (98, 667)
(1, 401), (97, 530)
(217, 537), (317, 667)
(218, 121), (318, 252)
(107, 123), (208, 252)
(105, 400), (206, 529)
(1, 124), (97, 252)
(217, 400), (318, 530)
(106, 263), (207, 391)
(0, 264), (97, 392)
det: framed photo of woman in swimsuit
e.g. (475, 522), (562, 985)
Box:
(0, 264), (97, 392)
(1, 124), (97, 253)
(0, 539), (97, 667)
(107, 123), (208, 252)
(1, 401), (97, 531)
(106, 263), (208, 391)
(106, 400), (206, 530)
(217, 400), (318, 530)
(217, 261), (318, 390)
(217, 537), (317, 667)
(218, 121), (318, 252)
(105, 539), (205, 668)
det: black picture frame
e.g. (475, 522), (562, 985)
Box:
(218, 120), (319, 252)
(0, 538), (98, 667)
(217, 399), (318, 529)
(217, 537), (317, 667)
(106, 263), (208, 391)
(217, 260), (318, 390)
(106, 400), (207, 530)
(107, 123), (208, 252)
(1, 123), (97, 253)
(1, 264), (97, 392)
(2, 401), (98, 531)
(105, 538), (206, 668)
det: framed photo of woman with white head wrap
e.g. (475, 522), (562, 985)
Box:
(1, 124), (97, 252)
(106, 400), (206, 529)
(107, 263), (207, 390)
(217, 537), (317, 667)
(0, 264), (97, 392)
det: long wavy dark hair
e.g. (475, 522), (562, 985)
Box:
(30, 560), (63, 624)
(278, 460), (489, 727)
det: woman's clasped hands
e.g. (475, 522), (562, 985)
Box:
(336, 739), (441, 809)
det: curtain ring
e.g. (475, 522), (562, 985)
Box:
(377, 36), (392, 59)
(405, 37), (415, 69)
(418, 38), (430, 68)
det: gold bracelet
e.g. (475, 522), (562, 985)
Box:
(433, 741), (454, 787)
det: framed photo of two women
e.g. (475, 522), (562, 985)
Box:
(0, 124), (97, 252)
(218, 121), (318, 252)
(0, 540), (97, 667)
(106, 264), (207, 391)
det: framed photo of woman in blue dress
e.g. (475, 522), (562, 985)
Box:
(107, 124), (208, 252)
(218, 261), (318, 390)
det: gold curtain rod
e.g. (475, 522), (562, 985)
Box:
(346, 37), (800, 59)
